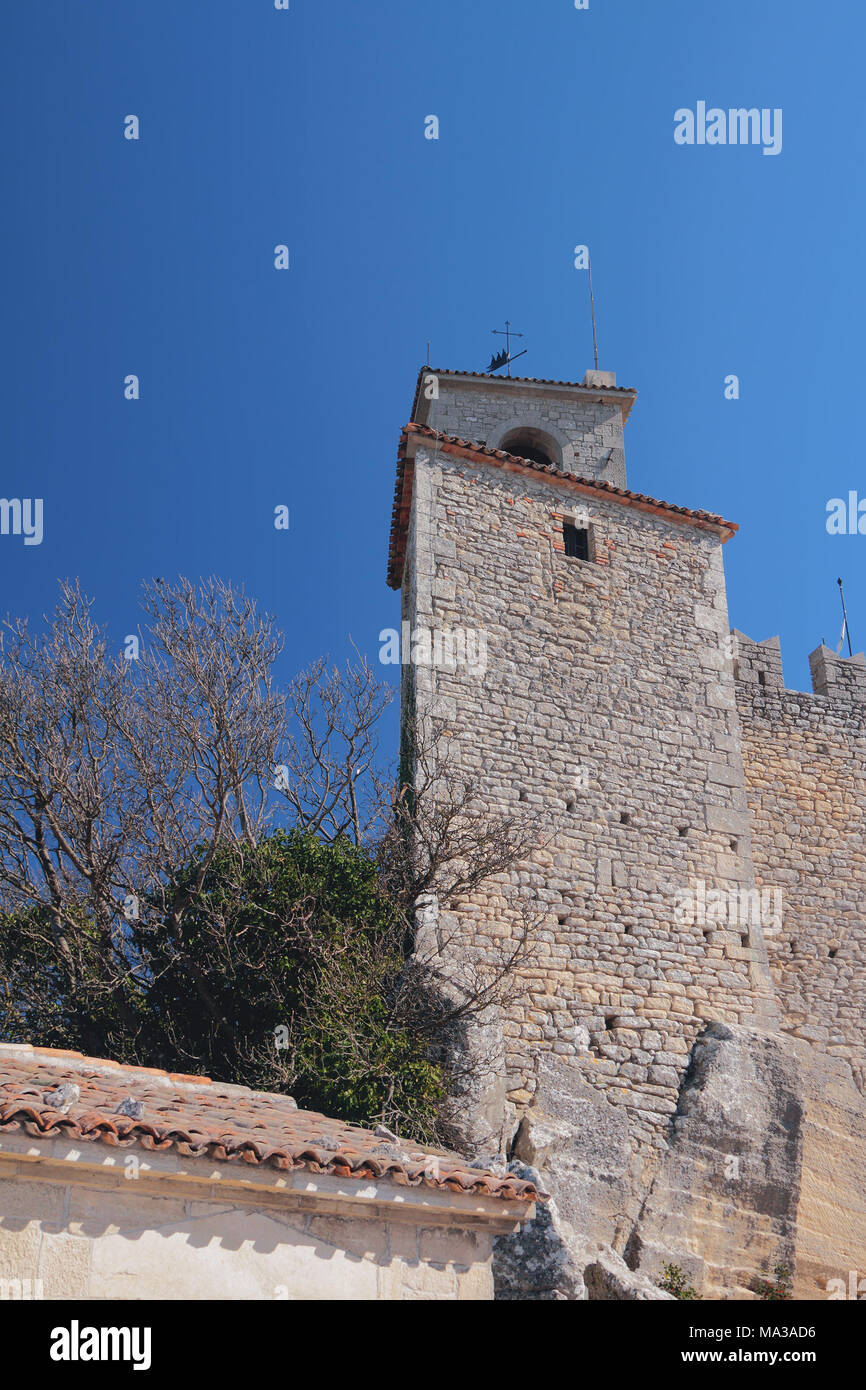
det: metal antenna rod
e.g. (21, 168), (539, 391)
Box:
(588, 255), (599, 371)
(838, 577), (854, 657)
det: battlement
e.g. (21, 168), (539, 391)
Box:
(733, 630), (866, 705)
(732, 631), (785, 690)
(809, 644), (866, 701)
(734, 626), (866, 1100)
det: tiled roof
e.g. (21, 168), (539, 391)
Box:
(387, 423), (738, 589)
(0, 1044), (541, 1203)
(410, 365), (637, 419)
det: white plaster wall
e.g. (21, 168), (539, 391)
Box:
(0, 1171), (495, 1301)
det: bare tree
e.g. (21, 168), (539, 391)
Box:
(0, 581), (147, 1047)
(275, 649), (393, 846)
(0, 578), (287, 1048)
(129, 577), (287, 922)
(0, 577), (548, 1138)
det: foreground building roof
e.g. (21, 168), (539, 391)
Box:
(0, 1043), (540, 1203)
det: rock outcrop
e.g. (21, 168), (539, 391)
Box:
(492, 1160), (672, 1301)
(492, 1026), (866, 1299)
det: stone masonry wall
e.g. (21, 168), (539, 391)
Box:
(417, 374), (629, 486)
(736, 633), (866, 1092)
(397, 375), (866, 1292)
(405, 439), (778, 1153)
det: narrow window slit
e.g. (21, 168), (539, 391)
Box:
(563, 522), (590, 561)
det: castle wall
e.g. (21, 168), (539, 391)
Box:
(407, 441), (777, 1153)
(736, 635), (866, 1091)
(396, 376), (866, 1296)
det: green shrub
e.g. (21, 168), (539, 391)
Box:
(658, 1263), (702, 1300)
(755, 1264), (793, 1300)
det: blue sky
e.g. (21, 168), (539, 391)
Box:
(1, 0), (863, 733)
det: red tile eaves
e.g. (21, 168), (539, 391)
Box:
(0, 1044), (541, 1204)
(387, 423), (738, 589)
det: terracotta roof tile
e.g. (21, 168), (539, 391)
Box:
(410, 365), (638, 419)
(387, 423), (738, 589)
(0, 1044), (542, 1203)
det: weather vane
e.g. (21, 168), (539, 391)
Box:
(488, 321), (528, 376)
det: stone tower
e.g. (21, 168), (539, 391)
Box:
(387, 364), (866, 1299)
